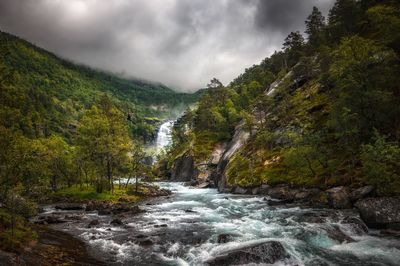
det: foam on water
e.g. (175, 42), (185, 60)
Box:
(44, 182), (400, 265)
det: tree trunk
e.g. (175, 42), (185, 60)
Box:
(51, 176), (57, 191)
(107, 159), (113, 193)
(125, 176), (131, 189)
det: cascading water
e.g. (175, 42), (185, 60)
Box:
(155, 120), (174, 154)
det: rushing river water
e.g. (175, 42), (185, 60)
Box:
(44, 183), (400, 265)
(42, 120), (400, 265)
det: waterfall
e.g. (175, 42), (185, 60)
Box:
(155, 120), (174, 154)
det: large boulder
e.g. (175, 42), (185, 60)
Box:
(267, 185), (296, 201)
(326, 186), (352, 209)
(349, 186), (374, 202)
(355, 197), (400, 229)
(170, 155), (196, 182)
(233, 186), (249, 194)
(205, 241), (288, 265)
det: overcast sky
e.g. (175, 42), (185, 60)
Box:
(0, 0), (334, 91)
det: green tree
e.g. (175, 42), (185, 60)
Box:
(283, 31), (305, 67)
(327, 0), (359, 42)
(366, 5), (400, 53)
(41, 135), (74, 191)
(125, 140), (147, 193)
(77, 100), (131, 193)
(361, 132), (400, 195)
(305, 6), (326, 47)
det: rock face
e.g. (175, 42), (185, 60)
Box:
(355, 197), (400, 228)
(326, 186), (352, 209)
(209, 143), (227, 165)
(206, 241), (288, 266)
(170, 154), (196, 181)
(214, 123), (250, 192)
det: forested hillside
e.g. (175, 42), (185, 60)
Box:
(0, 31), (198, 141)
(0, 30), (199, 250)
(165, 0), (400, 195)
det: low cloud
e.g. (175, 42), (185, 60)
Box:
(0, 0), (334, 91)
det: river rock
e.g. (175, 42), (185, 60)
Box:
(233, 186), (248, 194)
(55, 203), (85, 210)
(267, 185), (296, 201)
(137, 238), (153, 246)
(205, 241), (288, 265)
(349, 186), (374, 202)
(197, 181), (212, 189)
(326, 186), (351, 209)
(324, 225), (354, 243)
(36, 215), (66, 224)
(355, 197), (400, 229)
(88, 219), (100, 228)
(98, 209), (112, 215)
(110, 218), (123, 226)
(257, 184), (270, 195)
(154, 224), (168, 228)
(342, 216), (369, 234)
(217, 233), (238, 243)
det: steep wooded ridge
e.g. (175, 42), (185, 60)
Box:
(161, 0), (400, 227)
(0, 31), (199, 141)
(0, 30), (198, 256)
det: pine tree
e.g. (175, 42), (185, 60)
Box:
(305, 6), (325, 47)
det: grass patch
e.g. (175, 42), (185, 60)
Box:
(53, 185), (141, 202)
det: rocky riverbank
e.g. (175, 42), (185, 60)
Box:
(163, 148), (400, 232)
(0, 225), (105, 266)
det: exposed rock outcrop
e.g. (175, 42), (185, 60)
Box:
(355, 197), (400, 229)
(214, 123), (250, 192)
(205, 241), (288, 265)
(170, 154), (197, 181)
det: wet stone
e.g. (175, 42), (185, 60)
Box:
(205, 241), (288, 265)
(88, 219), (100, 228)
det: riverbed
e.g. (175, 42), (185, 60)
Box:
(44, 182), (400, 265)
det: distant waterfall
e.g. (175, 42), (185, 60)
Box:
(155, 120), (174, 154)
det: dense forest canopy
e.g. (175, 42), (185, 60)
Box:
(167, 0), (400, 194)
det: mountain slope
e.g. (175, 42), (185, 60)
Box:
(0, 31), (199, 141)
(163, 0), (400, 196)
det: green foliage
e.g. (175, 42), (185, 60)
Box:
(0, 31), (198, 141)
(305, 6), (326, 48)
(361, 132), (400, 195)
(0, 208), (37, 252)
(226, 152), (263, 187)
(77, 97), (131, 193)
(54, 185), (139, 202)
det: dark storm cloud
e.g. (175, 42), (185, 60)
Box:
(0, 0), (334, 91)
(255, 0), (333, 34)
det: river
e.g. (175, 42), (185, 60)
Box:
(42, 121), (400, 265)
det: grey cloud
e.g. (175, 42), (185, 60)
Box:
(0, 0), (334, 91)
